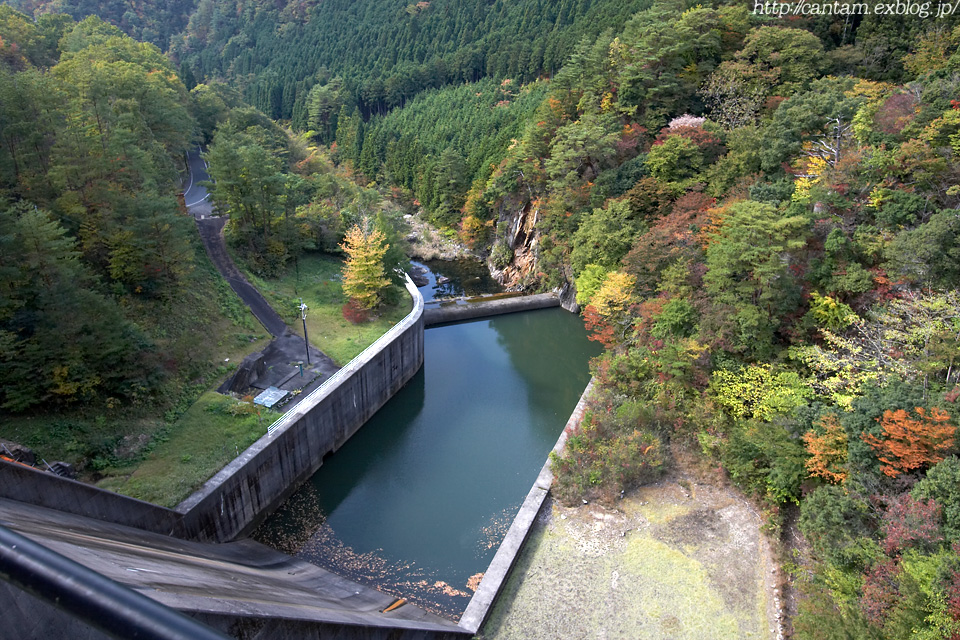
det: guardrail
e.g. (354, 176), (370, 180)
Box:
(0, 525), (231, 640)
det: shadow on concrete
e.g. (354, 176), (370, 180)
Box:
(0, 498), (464, 638)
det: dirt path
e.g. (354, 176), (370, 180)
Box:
(480, 472), (781, 640)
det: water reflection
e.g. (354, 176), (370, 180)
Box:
(413, 259), (502, 301)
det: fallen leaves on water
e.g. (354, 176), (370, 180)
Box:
(467, 572), (484, 592)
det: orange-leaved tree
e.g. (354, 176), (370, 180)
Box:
(583, 271), (637, 349)
(803, 413), (849, 484)
(863, 407), (955, 478)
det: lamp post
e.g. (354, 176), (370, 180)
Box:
(299, 298), (311, 365)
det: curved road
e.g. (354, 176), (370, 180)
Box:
(185, 149), (339, 385)
(184, 149), (214, 219)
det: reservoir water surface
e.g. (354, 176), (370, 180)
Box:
(255, 280), (600, 619)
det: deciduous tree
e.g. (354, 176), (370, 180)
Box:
(703, 200), (808, 356)
(340, 223), (390, 310)
(863, 407), (955, 478)
(583, 271), (637, 349)
(804, 413), (849, 484)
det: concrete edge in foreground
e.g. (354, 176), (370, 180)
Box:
(457, 379), (594, 634)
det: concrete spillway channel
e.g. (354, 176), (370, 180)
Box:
(0, 497), (463, 639)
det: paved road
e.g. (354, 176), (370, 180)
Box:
(195, 217), (290, 338)
(183, 148), (213, 217)
(185, 150), (339, 390)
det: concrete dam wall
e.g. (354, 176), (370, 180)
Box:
(177, 276), (425, 542)
(422, 291), (560, 327)
(0, 497), (465, 639)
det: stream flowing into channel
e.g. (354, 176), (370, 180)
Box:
(254, 264), (600, 619)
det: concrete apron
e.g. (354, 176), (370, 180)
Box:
(457, 379), (594, 635)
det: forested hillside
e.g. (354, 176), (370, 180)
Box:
(0, 4), (394, 411)
(449, 6), (960, 638)
(0, 11), (200, 412)
(169, 0), (654, 127)
(4, 0), (196, 48)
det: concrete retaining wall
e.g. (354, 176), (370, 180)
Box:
(176, 275), (424, 542)
(423, 292), (559, 327)
(1, 496), (465, 639)
(0, 460), (185, 537)
(458, 379), (594, 635)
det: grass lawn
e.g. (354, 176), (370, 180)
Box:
(243, 251), (412, 366)
(95, 392), (276, 507)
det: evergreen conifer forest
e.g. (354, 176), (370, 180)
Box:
(3, 0), (960, 635)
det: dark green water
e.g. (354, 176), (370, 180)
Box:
(254, 307), (600, 619)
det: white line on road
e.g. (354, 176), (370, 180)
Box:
(183, 145), (207, 204)
(184, 163), (194, 196)
(185, 194), (210, 208)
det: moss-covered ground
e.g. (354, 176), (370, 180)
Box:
(480, 477), (776, 639)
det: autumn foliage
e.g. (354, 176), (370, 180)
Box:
(582, 271), (637, 348)
(340, 224), (390, 310)
(803, 413), (849, 484)
(863, 407), (956, 478)
(341, 298), (370, 324)
(860, 558), (900, 625)
(880, 493), (943, 555)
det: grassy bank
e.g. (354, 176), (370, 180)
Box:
(243, 251), (412, 365)
(95, 392), (274, 507)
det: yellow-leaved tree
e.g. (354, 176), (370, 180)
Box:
(340, 223), (390, 310)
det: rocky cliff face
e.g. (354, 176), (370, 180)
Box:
(490, 200), (541, 290)
(489, 200), (579, 312)
(403, 212), (472, 261)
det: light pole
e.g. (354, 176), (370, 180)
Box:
(299, 298), (311, 365)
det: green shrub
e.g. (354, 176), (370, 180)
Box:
(490, 242), (513, 270)
(551, 390), (664, 504)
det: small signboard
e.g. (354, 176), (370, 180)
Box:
(253, 386), (288, 408)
